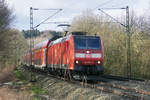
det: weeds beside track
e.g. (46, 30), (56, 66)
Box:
(21, 65), (150, 100)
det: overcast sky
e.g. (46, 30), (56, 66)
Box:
(6, 0), (150, 31)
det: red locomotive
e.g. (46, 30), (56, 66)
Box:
(23, 33), (104, 75)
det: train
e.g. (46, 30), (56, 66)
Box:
(23, 32), (104, 76)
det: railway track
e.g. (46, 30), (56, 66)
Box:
(102, 75), (145, 81)
(20, 66), (150, 100)
(79, 76), (150, 99)
(96, 82), (150, 99)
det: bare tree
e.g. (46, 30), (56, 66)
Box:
(0, 0), (14, 52)
(0, 0), (14, 32)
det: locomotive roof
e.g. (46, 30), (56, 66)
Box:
(33, 34), (100, 49)
(49, 35), (71, 46)
(73, 35), (100, 38)
(48, 35), (62, 41)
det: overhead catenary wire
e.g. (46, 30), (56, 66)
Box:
(43, 21), (69, 24)
(34, 9), (62, 28)
(55, 0), (115, 24)
(98, 8), (126, 27)
(92, 0), (115, 10)
(33, 8), (62, 10)
(43, 0), (86, 26)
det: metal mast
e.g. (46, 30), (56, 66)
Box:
(30, 7), (33, 65)
(126, 6), (131, 78)
(98, 6), (131, 79)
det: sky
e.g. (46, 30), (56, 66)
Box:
(6, 0), (150, 31)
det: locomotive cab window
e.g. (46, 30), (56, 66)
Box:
(74, 37), (86, 49)
(87, 38), (100, 49)
(74, 36), (101, 50)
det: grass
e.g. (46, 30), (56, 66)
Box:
(13, 68), (26, 81)
(31, 85), (46, 94)
(13, 68), (46, 94)
(14, 67), (46, 93)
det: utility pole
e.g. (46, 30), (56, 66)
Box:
(98, 6), (131, 78)
(29, 7), (62, 66)
(15, 37), (17, 68)
(126, 6), (131, 78)
(30, 7), (33, 66)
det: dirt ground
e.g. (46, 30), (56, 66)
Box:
(0, 86), (31, 100)
(0, 66), (15, 83)
(0, 66), (32, 100)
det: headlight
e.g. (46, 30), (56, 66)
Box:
(75, 60), (79, 64)
(91, 53), (102, 58)
(75, 53), (85, 58)
(97, 61), (101, 64)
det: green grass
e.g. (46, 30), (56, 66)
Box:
(31, 85), (46, 94)
(13, 68), (25, 81)
(13, 68), (45, 94)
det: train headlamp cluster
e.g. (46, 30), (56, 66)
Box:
(91, 54), (102, 58)
(75, 53), (102, 58)
(75, 53), (85, 58)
